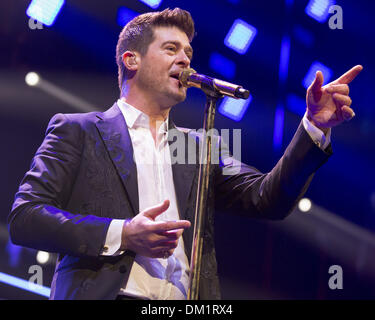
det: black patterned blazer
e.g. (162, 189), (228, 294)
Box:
(8, 103), (331, 299)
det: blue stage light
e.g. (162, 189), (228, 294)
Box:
(26, 0), (64, 26)
(139, 0), (163, 9)
(273, 105), (284, 151)
(303, 61), (332, 89)
(279, 36), (291, 84)
(224, 19), (257, 55)
(209, 52), (236, 80)
(117, 7), (138, 27)
(0, 272), (51, 298)
(305, 0), (335, 23)
(218, 95), (252, 122)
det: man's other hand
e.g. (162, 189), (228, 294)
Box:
(120, 199), (191, 258)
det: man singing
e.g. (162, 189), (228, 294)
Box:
(8, 8), (362, 300)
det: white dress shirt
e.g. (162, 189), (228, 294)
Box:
(105, 99), (190, 300)
(102, 99), (331, 299)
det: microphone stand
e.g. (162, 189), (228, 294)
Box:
(187, 85), (223, 300)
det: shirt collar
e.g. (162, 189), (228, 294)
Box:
(117, 99), (168, 134)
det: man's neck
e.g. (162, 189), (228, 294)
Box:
(121, 84), (170, 118)
(120, 93), (170, 145)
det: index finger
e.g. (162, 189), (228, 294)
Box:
(334, 65), (363, 84)
(158, 229), (184, 239)
(151, 220), (191, 233)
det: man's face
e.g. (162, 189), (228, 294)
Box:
(135, 26), (193, 108)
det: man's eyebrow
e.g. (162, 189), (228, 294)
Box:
(185, 46), (193, 57)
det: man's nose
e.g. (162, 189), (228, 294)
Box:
(176, 51), (190, 67)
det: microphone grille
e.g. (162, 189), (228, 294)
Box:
(179, 68), (196, 87)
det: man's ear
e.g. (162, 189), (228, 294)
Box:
(122, 51), (139, 72)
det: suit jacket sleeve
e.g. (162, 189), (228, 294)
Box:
(8, 113), (112, 257)
(215, 122), (332, 219)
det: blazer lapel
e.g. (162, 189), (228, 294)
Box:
(95, 106), (197, 221)
(95, 103), (139, 216)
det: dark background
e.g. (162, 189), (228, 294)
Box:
(0, 0), (374, 299)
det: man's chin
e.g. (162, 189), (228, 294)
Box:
(169, 90), (187, 105)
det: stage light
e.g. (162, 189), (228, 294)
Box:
(218, 95), (252, 122)
(273, 105), (284, 151)
(139, 0), (163, 9)
(299, 198), (312, 212)
(209, 52), (236, 80)
(279, 36), (291, 84)
(36, 251), (50, 264)
(305, 0), (335, 23)
(117, 7), (138, 27)
(0, 272), (50, 298)
(24, 71), (96, 112)
(25, 72), (40, 86)
(26, 0), (65, 26)
(224, 19), (257, 55)
(303, 61), (332, 89)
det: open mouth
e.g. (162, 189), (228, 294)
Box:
(170, 74), (182, 88)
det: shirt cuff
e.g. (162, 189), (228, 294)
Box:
(101, 219), (125, 256)
(302, 112), (331, 150)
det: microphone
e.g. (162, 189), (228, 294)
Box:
(179, 68), (250, 99)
